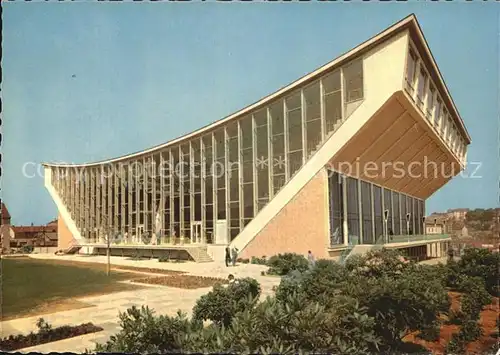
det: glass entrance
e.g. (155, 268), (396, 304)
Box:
(191, 221), (202, 244)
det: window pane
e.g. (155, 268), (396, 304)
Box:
(426, 86), (435, 118)
(433, 99), (442, 129)
(328, 171), (343, 246)
(406, 49), (417, 88)
(323, 70), (342, 136)
(383, 188), (392, 236)
(392, 191), (400, 235)
(400, 194), (407, 235)
(346, 177), (360, 244)
(361, 181), (373, 244)
(344, 59), (363, 103)
(417, 68), (428, 108)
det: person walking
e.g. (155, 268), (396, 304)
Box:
(225, 247), (231, 267)
(447, 245), (454, 262)
(307, 250), (316, 268)
(231, 247), (238, 266)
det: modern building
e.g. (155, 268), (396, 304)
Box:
(43, 14), (470, 262)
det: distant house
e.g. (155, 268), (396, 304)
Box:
(425, 214), (448, 235)
(1, 203), (14, 253)
(10, 220), (58, 249)
(446, 208), (469, 221)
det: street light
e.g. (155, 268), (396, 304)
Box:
(406, 213), (411, 241)
(383, 209), (389, 243)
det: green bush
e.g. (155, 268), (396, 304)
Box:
(266, 253), (309, 276)
(20, 245), (34, 254)
(454, 247), (500, 296)
(274, 251), (450, 351)
(192, 278), (261, 327)
(345, 248), (413, 278)
(251, 256), (267, 265)
(445, 320), (483, 354)
(96, 248), (497, 354)
(95, 306), (199, 353)
(158, 256), (170, 263)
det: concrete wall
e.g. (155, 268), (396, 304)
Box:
(33, 246), (59, 254)
(232, 31), (408, 256)
(57, 213), (76, 250)
(240, 169), (330, 260)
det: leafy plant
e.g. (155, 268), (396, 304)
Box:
(20, 245), (34, 254)
(95, 306), (198, 353)
(192, 278), (261, 326)
(251, 256), (267, 265)
(0, 319), (102, 351)
(454, 247), (500, 296)
(266, 253), (309, 276)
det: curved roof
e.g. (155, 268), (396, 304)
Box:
(43, 14), (471, 169)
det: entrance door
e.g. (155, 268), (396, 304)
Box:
(136, 225), (144, 244)
(191, 222), (202, 244)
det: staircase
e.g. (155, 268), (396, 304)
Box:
(63, 243), (81, 255)
(186, 247), (213, 263)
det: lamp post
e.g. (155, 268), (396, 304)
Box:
(406, 213), (411, 242)
(422, 216), (426, 237)
(383, 209), (389, 244)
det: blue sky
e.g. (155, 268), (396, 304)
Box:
(2, 2), (499, 225)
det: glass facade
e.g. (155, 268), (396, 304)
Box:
(328, 169), (425, 247)
(51, 58), (364, 245)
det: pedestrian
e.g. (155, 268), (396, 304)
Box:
(447, 246), (454, 262)
(231, 247), (238, 266)
(225, 247), (231, 267)
(307, 250), (315, 268)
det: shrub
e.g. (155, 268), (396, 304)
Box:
(192, 278), (261, 327)
(266, 253), (309, 276)
(20, 245), (34, 254)
(251, 256), (267, 265)
(345, 248), (413, 278)
(97, 249), (479, 354)
(274, 251), (450, 351)
(158, 255), (170, 263)
(0, 318), (102, 351)
(95, 306), (198, 353)
(454, 247), (500, 296)
(445, 320), (483, 354)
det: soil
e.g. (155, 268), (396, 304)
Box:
(0, 322), (103, 351)
(133, 275), (228, 289)
(404, 292), (499, 354)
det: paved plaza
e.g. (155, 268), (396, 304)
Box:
(1, 254), (280, 353)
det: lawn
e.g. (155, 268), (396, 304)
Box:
(1, 257), (140, 320)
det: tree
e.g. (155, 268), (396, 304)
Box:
(99, 214), (119, 277)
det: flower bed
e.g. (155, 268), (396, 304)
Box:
(0, 321), (103, 351)
(133, 275), (228, 289)
(404, 293), (499, 354)
(112, 265), (185, 275)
